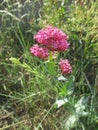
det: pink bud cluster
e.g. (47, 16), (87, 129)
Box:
(34, 26), (69, 51)
(59, 59), (72, 75)
(30, 44), (49, 59)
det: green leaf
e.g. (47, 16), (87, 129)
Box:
(9, 57), (21, 65)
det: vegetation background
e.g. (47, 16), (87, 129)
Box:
(0, 0), (98, 129)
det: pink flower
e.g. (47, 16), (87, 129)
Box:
(30, 44), (49, 59)
(34, 26), (69, 51)
(59, 59), (72, 75)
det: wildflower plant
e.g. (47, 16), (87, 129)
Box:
(30, 26), (74, 100)
(30, 26), (72, 76)
(1, 0), (98, 129)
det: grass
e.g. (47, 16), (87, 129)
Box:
(0, 0), (98, 130)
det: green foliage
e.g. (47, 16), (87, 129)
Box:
(0, 0), (98, 130)
(39, 0), (70, 27)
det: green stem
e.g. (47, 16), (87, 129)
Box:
(48, 51), (56, 75)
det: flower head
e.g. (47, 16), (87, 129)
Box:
(59, 59), (72, 75)
(34, 26), (69, 51)
(30, 44), (49, 59)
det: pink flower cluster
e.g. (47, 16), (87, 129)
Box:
(59, 59), (72, 75)
(30, 26), (72, 75)
(30, 44), (49, 59)
(34, 26), (69, 51)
